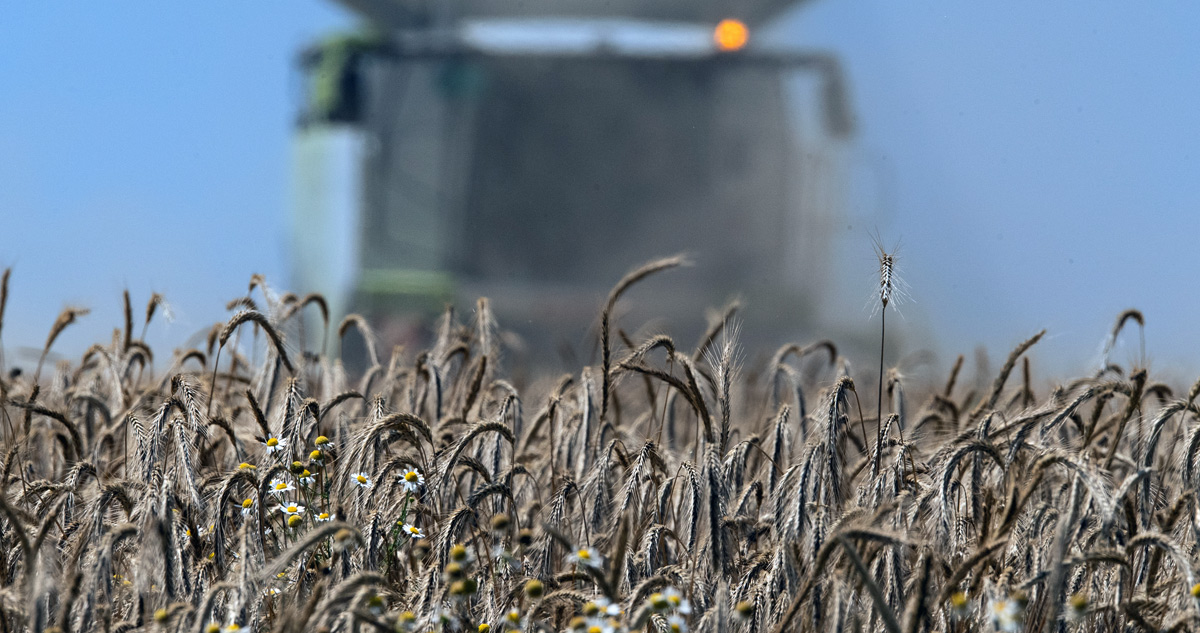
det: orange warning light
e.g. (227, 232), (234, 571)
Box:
(713, 19), (749, 52)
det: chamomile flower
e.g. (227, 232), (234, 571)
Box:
(1066, 593), (1089, 623)
(583, 597), (621, 618)
(263, 436), (286, 455)
(666, 614), (688, 633)
(582, 618), (616, 633)
(241, 498), (255, 517)
(663, 587), (692, 614)
(278, 503), (306, 517)
(988, 595), (1024, 633)
(401, 468), (424, 492)
(949, 592), (970, 619)
(269, 479), (294, 497)
(351, 472), (373, 489)
(401, 523), (425, 539)
(567, 547), (602, 569)
(493, 545), (522, 571)
(299, 469), (315, 487)
(316, 512), (333, 522)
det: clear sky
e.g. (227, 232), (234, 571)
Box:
(1, 2), (1198, 380)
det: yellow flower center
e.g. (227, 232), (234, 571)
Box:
(408, 526), (419, 534)
(577, 549), (590, 559)
(227, 625), (240, 631)
(238, 462), (254, 470)
(287, 506), (298, 513)
(266, 438), (278, 447)
(275, 483), (287, 490)
(301, 470), (311, 477)
(242, 498), (253, 508)
(310, 450), (322, 460)
(315, 435), (329, 445)
(669, 595), (681, 606)
(405, 471), (419, 482)
(319, 513), (330, 520)
(506, 611), (520, 623)
(357, 474), (367, 483)
(588, 627), (602, 633)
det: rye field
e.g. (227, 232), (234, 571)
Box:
(0, 256), (1191, 633)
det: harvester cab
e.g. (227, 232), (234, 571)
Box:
(292, 0), (852, 357)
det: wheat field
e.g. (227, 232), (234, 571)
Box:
(0, 259), (1191, 633)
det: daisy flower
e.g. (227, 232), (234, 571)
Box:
(269, 479), (294, 497)
(493, 545), (522, 571)
(299, 469), (315, 487)
(663, 587), (692, 615)
(278, 503), (306, 517)
(583, 597), (621, 618)
(400, 523), (425, 539)
(582, 618), (616, 633)
(567, 547), (602, 569)
(351, 472), (373, 489)
(666, 615), (688, 633)
(264, 436), (286, 455)
(401, 468), (424, 492)
(949, 592), (970, 619)
(1066, 593), (1089, 623)
(316, 512), (333, 522)
(988, 596), (1024, 633)
(241, 498), (255, 517)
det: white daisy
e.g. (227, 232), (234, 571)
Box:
(299, 469), (315, 487)
(241, 498), (255, 517)
(567, 547), (602, 569)
(493, 545), (522, 571)
(666, 614), (688, 633)
(988, 597), (1024, 633)
(664, 587), (692, 615)
(400, 523), (425, 539)
(583, 618), (616, 633)
(592, 597), (621, 617)
(264, 436), (286, 455)
(400, 468), (424, 492)
(316, 512), (333, 522)
(278, 503), (306, 516)
(351, 472), (373, 489)
(269, 479), (294, 497)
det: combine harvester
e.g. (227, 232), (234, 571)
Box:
(292, 0), (853, 360)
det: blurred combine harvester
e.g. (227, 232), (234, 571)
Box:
(291, 0), (852, 359)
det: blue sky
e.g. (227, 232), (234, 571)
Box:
(1, 2), (1198, 379)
